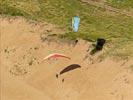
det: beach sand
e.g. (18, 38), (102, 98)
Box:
(1, 17), (133, 100)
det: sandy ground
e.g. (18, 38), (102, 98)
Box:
(0, 17), (133, 100)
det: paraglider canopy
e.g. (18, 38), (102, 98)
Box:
(96, 38), (106, 50)
(60, 64), (81, 75)
(72, 16), (80, 32)
(42, 53), (71, 61)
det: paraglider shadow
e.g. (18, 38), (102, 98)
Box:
(59, 64), (81, 75)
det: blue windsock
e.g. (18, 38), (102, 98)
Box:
(72, 16), (80, 32)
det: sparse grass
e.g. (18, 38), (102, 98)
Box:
(106, 0), (133, 9)
(103, 38), (133, 58)
(0, 0), (133, 58)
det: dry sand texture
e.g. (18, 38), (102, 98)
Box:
(0, 17), (133, 100)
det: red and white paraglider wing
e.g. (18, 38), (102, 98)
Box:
(42, 53), (71, 61)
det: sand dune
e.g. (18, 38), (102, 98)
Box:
(1, 17), (133, 100)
